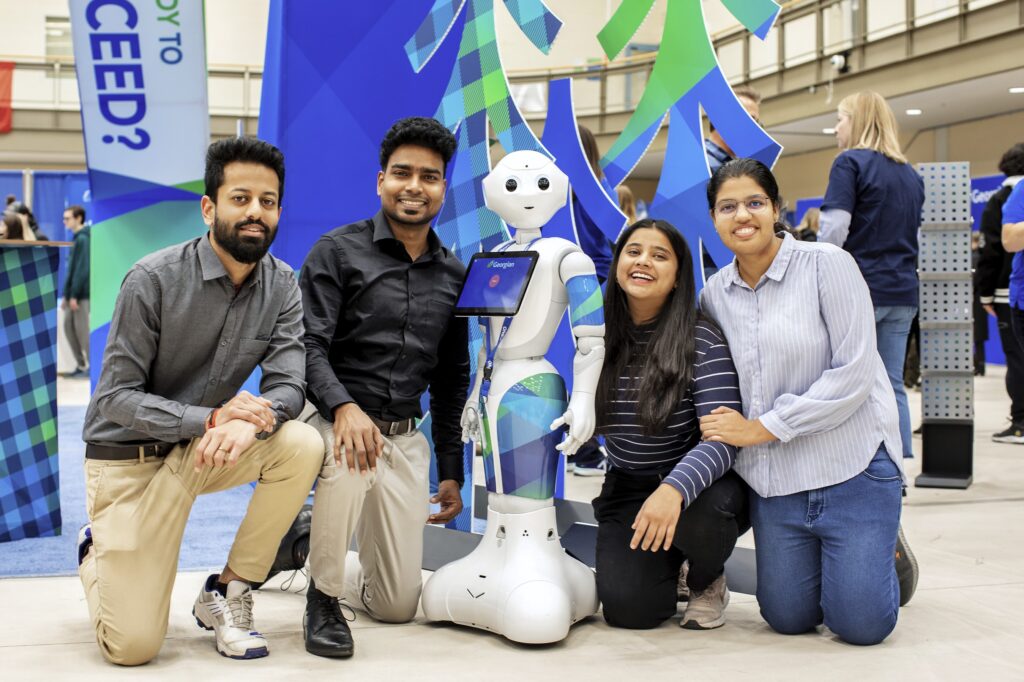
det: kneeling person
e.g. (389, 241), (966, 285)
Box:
(79, 137), (323, 665)
(299, 117), (469, 658)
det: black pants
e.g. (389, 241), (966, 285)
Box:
(592, 468), (750, 629)
(998, 303), (1024, 423)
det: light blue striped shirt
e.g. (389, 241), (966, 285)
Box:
(699, 235), (904, 497)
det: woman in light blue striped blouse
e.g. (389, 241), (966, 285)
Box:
(699, 158), (905, 646)
(592, 219), (747, 631)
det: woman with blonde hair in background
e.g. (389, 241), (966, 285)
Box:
(616, 185), (637, 225)
(819, 91), (924, 460)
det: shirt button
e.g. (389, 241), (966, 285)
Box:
(221, 341), (227, 346)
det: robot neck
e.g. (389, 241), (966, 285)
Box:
(513, 227), (542, 244)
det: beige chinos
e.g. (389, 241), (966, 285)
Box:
(79, 420), (323, 665)
(303, 405), (432, 623)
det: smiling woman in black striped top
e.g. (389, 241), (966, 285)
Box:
(593, 219), (748, 631)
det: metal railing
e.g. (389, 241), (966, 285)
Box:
(1, 0), (1019, 121)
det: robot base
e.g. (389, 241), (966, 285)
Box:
(421, 500), (599, 644)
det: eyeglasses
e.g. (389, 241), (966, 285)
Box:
(714, 195), (772, 218)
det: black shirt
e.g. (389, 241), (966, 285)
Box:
(300, 211), (469, 484)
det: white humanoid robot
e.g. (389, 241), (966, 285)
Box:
(421, 150), (605, 644)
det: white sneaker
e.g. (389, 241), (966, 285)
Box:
(193, 574), (269, 659)
(680, 573), (729, 630)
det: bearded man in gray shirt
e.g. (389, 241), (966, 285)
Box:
(78, 137), (322, 666)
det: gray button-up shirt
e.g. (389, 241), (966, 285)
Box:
(699, 235), (903, 497)
(84, 234), (306, 446)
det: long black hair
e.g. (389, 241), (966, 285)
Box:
(596, 219), (700, 435)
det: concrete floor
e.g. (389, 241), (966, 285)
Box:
(3, 368), (1023, 680)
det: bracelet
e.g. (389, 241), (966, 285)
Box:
(205, 408), (221, 432)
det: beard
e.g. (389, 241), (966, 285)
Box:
(212, 213), (277, 264)
(382, 201), (440, 229)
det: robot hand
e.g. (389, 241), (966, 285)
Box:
(461, 399), (482, 443)
(549, 399), (596, 456)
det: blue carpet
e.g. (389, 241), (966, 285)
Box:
(0, 405), (262, 578)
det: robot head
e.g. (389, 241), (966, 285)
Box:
(483, 150), (568, 231)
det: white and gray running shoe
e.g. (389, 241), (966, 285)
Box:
(681, 573), (729, 630)
(193, 574), (269, 660)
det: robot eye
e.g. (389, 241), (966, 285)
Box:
(505, 178), (518, 192)
(537, 176), (550, 191)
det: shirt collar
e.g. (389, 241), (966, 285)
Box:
(372, 210), (443, 259)
(198, 232), (264, 288)
(704, 138), (732, 164)
(722, 233), (795, 289)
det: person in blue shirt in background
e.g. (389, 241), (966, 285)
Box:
(818, 91), (925, 459)
(1002, 178), (1024, 445)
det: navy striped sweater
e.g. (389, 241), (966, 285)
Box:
(600, 321), (742, 507)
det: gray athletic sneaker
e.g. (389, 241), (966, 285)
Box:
(680, 573), (729, 630)
(193, 574), (269, 659)
(676, 560), (689, 602)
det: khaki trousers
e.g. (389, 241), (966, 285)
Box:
(303, 406), (431, 623)
(79, 420), (323, 666)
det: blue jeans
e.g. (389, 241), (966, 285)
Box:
(750, 447), (902, 646)
(874, 305), (917, 457)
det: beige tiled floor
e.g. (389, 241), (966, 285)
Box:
(4, 369), (1024, 680)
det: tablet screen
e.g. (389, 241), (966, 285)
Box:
(454, 251), (539, 317)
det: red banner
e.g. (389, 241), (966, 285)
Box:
(0, 62), (13, 133)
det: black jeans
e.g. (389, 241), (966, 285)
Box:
(592, 468), (750, 629)
(997, 303), (1024, 422)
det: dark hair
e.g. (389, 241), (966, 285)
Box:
(706, 157), (788, 235)
(379, 117), (456, 175)
(5, 194), (15, 206)
(577, 125), (603, 179)
(596, 219), (700, 435)
(3, 212), (24, 239)
(998, 143), (1024, 177)
(204, 136), (286, 206)
(9, 201), (40, 234)
(66, 204), (86, 222)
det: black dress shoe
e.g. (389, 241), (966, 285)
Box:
(304, 581), (355, 658)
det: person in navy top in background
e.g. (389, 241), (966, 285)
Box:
(818, 91), (924, 459)
(592, 219), (747, 631)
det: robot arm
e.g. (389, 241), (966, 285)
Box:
(549, 250), (606, 455)
(461, 335), (488, 443)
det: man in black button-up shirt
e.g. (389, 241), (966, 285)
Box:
(299, 117), (469, 659)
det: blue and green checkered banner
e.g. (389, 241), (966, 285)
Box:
(0, 245), (62, 542)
